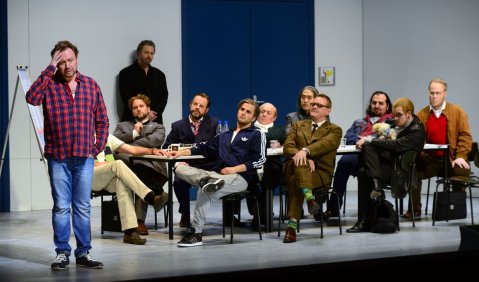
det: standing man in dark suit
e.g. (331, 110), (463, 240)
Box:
(162, 93), (218, 227)
(113, 94), (168, 235)
(282, 94), (342, 243)
(119, 40), (168, 124)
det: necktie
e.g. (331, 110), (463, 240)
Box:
(312, 123), (318, 134)
(191, 121), (201, 136)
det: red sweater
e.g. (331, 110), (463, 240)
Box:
(425, 112), (447, 157)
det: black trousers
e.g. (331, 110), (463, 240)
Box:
(357, 143), (392, 220)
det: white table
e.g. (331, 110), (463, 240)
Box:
(129, 155), (204, 239)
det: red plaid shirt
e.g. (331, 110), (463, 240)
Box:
(26, 65), (109, 159)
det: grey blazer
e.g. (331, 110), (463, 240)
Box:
(113, 120), (167, 178)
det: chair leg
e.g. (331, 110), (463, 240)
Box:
(399, 198), (404, 215)
(154, 209), (158, 230)
(163, 206), (168, 228)
(252, 196), (262, 240)
(469, 186), (474, 225)
(230, 199), (234, 244)
(319, 194), (324, 239)
(409, 189), (415, 228)
(432, 181), (441, 226)
(100, 195), (104, 235)
(222, 199), (226, 238)
(277, 207), (282, 237)
(332, 191), (342, 235)
(425, 178), (431, 215)
(394, 198), (400, 231)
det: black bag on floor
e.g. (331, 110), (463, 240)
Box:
(371, 199), (398, 233)
(432, 191), (467, 221)
(101, 197), (122, 232)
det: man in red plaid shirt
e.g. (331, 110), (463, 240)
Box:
(26, 40), (109, 270)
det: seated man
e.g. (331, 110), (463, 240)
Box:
(247, 102), (286, 227)
(113, 94), (167, 235)
(162, 92), (218, 228)
(346, 98), (425, 233)
(284, 86), (319, 135)
(92, 134), (169, 244)
(405, 78), (472, 218)
(326, 91), (393, 218)
(167, 98), (266, 247)
(282, 94), (342, 243)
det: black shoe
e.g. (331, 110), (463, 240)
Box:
(199, 177), (225, 195)
(177, 232), (203, 247)
(251, 216), (265, 226)
(76, 253), (103, 269)
(251, 216), (264, 231)
(317, 209), (340, 221)
(307, 199), (320, 215)
(153, 192), (169, 212)
(371, 178), (385, 200)
(51, 252), (69, 270)
(346, 221), (371, 233)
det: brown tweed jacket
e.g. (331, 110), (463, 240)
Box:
(283, 119), (342, 190)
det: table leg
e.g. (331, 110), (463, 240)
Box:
(168, 160), (174, 240)
(262, 159), (275, 233)
(265, 185), (273, 232)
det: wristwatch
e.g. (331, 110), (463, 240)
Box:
(301, 147), (310, 156)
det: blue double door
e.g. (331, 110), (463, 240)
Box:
(182, 0), (315, 125)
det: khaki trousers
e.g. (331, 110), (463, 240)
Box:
(92, 160), (152, 231)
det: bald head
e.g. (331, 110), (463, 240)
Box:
(258, 103), (277, 125)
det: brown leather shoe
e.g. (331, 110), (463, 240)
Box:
(179, 214), (190, 228)
(402, 210), (421, 219)
(123, 231), (147, 245)
(136, 220), (149, 235)
(283, 227), (297, 243)
(307, 199), (320, 215)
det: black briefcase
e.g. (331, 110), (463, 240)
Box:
(432, 191), (467, 221)
(101, 197), (122, 232)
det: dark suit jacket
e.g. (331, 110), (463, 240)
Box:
(163, 115), (218, 169)
(265, 125), (286, 145)
(113, 120), (167, 178)
(119, 62), (168, 124)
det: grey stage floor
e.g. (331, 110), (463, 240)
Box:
(0, 192), (478, 282)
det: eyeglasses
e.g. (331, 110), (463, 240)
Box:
(310, 103), (330, 109)
(393, 112), (406, 118)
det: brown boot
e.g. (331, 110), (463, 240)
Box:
(136, 219), (149, 235)
(402, 210), (421, 219)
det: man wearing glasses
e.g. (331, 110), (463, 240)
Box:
(282, 94), (342, 243)
(346, 98), (425, 233)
